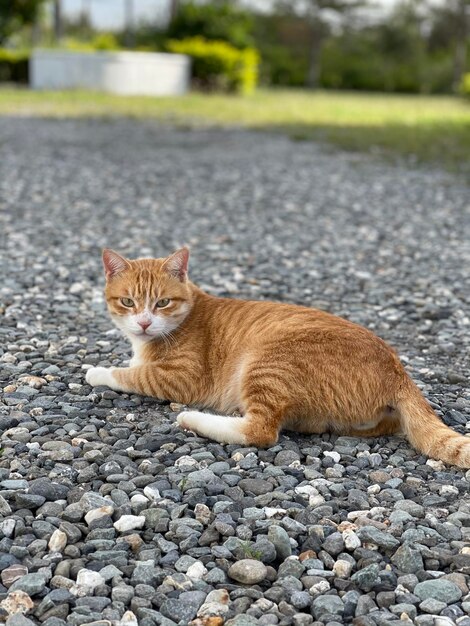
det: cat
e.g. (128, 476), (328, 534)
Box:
(86, 247), (470, 468)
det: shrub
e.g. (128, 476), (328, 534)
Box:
(60, 33), (120, 52)
(167, 37), (259, 94)
(0, 48), (29, 82)
(91, 33), (120, 51)
(258, 44), (308, 87)
(460, 73), (470, 97)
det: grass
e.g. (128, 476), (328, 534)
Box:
(1, 87), (469, 170)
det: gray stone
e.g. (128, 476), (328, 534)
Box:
(238, 479), (274, 495)
(391, 542), (424, 573)
(312, 595), (344, 619)
(6, 616), (36, 626)
(419, 598), (447, 614)
(357, 526), (400, 550)
(393, 500), (425, 518)
(351, 564), (380, 591)
(268, 525), (292, 560)
(160, 597), (198, 623)
(9, 573), (47, 596)
(414, 579), (462, 604)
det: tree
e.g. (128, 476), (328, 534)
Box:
(428, 0), (469, 90)
(276, 0), (370, 88)
(53, 0), (63, 42)
(0, 0), (46, 45)
(167, 1), (254, 49)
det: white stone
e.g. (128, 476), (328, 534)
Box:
(343, 528), (361, 550)
(143, 485), (161, 501)
(118, 611), (138, 626)
(295, 485), (318, 496)
(69, 283), (85, 294)
(84, 506), (114, 525)
(113, 515), (145, 532)
(333, 559), (353, 578)
(439, 484), (459, 496)
(309, 495), (326, 507)
(31, 50), (190, 96)
(0, 519), (16, 538)
(186, 561), (207, 580)
(194, 503), (211, 525)
(426, 458), (446, 471)
(174, 455), (199, 468)
(324, 451), (341, 463)
(309, 580), (330, 597)
(48, 529), (67, 552)
(71, 569), (105, 596)
(265, 507), (287, 518)
(130, 494), (148, 507)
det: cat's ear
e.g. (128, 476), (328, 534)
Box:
(102, 249), (130, 279)
(162, 247), (189, 282)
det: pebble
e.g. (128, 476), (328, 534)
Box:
(9, 573), (47, 596)
(113, 515), (145, 532)
(48, 529), (67, 552)
(228, 559), (268, 584)
(414, 579), (462, 604)
(267, 525), (292, 560)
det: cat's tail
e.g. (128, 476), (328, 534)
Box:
(396, 379), (470, 468)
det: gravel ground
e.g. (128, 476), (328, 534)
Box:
(1, 117), (470, 626)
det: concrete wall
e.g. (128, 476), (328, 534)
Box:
(30, 50), (191, 96)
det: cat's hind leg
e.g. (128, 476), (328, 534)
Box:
(177, 411), (248, 444)
(177, 404), (281, 447)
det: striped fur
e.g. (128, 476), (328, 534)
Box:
(85, 248), (470, 468)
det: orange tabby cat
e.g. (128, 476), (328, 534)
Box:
(86, 247), (470, 468)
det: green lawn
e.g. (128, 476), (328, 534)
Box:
(1, 87), (469, 170)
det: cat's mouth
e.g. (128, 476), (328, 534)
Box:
(134, 329), (157, 338)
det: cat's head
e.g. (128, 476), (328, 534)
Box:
(102, 247), (193, 342)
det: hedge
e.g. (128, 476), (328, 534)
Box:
(0, 49), (29, 83)
(460, 73), (470, 97)
(166, 37), (259, 94)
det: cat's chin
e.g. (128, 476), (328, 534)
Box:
(130, 331), (159, 340)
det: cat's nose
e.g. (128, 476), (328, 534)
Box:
(138, 320), (151, 331)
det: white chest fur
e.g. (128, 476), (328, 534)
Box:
(129, 337), (147, 367)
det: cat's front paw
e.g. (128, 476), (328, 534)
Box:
(177, 411), (201, 434)
(86, 366), (115, 388)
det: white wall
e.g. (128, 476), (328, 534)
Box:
(30, 50), (191, 96)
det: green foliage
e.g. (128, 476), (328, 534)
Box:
(461, 73), (470, 96)
(259, 44), (308, 86)
(59, 33), (120, 52)
(167, 1), (254, 50)
(252, 13), (310, 87)
(91, 33), (120, 51)
(239, 541), (263, 560)
(319, 30), (455, 94)
(0, 0), (45, 45)
(167, 37), (259, 94)
(0, 48), (28, 82)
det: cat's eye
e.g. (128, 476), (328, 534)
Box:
(156, 298), (170, 308)
(120, 297), (134, 308)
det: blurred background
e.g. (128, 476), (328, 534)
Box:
(0, 0), (469, 170)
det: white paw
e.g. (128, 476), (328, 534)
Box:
(86, 366), (115, 388)
(177, 411), (203, 434)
